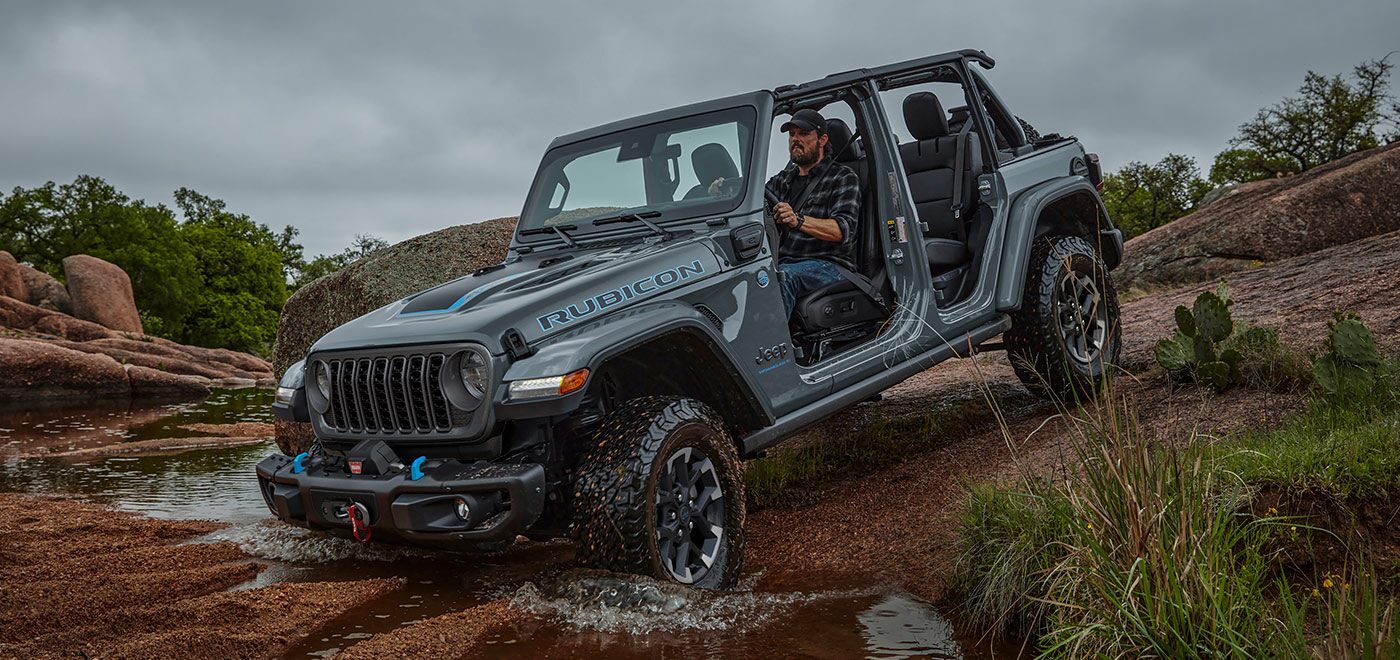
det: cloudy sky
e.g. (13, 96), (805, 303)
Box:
(2, 1), (1396, 256)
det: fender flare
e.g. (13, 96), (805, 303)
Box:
(995, 176), (1122, 311)
(496, 301), (773, 426)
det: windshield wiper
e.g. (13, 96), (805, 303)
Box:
(518, 223), (578, 248)
(592, 210), (669, 238)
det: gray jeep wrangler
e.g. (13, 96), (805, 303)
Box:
(258, 49), (1123, 589)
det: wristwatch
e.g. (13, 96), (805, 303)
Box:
(794, 214), (806, 230)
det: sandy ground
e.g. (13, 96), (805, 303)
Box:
(0, 494), (404, 659)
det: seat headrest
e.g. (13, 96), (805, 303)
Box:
(691, 143), (739, 184)
(824, 118), (862, 162)
(903, 92), (949, 140)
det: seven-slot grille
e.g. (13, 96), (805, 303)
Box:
(322, 354), (454, 434)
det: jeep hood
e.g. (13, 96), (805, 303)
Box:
(308, 236), (724, 356)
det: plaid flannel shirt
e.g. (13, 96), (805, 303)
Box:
(765, 153), (860, 271)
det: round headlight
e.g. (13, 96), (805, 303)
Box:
(460, 350), (488, 397)
(315, 361), (333, 399)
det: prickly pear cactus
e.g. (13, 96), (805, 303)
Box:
(1174, 305), (1197, 338)
(1192, 291), (1233, 343)
(1196, 361), (1231, 391)
(1313, 312), (1385, 399)
(1154, 333), (1193, 372)
(1329, 317), (1381, 366)
(1154, 280), (1252, 392)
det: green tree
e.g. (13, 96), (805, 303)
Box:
(292, 234), (389, 290)
(1216, 56), (1395, 184)
(173, 188), (291, 354)
(1100, 154), (1211, 239)
(0, 176), (200, 335)
(1207, 148), (1300, 186)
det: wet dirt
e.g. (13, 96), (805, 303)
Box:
(0, 388), (995, 658)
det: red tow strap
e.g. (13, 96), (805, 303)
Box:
(347, 503), (371, 543)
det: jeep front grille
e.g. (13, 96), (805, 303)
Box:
(322, 354), (455, 434)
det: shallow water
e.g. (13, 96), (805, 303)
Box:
(0, 390), (1004, 658)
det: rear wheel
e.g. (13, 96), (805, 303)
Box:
(571, 397), (745, 589)
(1006, 235), (1121, 401)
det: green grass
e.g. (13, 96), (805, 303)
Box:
(951, 358), (1400, 657)
(1214, 401), (1400, 500)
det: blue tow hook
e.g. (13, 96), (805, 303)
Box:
(409, 456), (427, 481)
(292, 452), (309, 474)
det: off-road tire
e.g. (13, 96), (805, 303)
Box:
(1006, 234), (1121, 402)
(571, 396), (745, 589)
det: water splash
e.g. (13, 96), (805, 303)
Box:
(208, 520), (435, 563)
(507, 570), (880, 635)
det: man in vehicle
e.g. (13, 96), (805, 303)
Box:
(765, 108), (861, 320)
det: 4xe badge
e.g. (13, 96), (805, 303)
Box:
(755, 268), (770, 288)
(754, 342), (788, 365)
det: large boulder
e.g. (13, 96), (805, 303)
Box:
(17, 263), (73, 314)
(0, 252), (25, 301)
(273, 216), (517, 375)
(1116, 142), (1400, 292)
(62, 255), (143, 333)
(0, 338), (131, 400)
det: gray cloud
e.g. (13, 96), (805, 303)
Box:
(2, 1), (1396, 254)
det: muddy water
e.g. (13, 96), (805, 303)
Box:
(0, 390), (998, 659)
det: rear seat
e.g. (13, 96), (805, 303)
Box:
(897, 92), (982, 272)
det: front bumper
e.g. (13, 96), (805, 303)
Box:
(254, 453), (546, 545)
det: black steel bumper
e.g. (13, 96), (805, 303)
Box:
(254, 453), (546, 545)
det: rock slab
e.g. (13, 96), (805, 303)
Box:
(62, 254), (144, 333)
(0, 251), (25, 301)
(17, 263), (73, 314)
(273, 215), (517, 375)
(1117, 142), (1400, 291)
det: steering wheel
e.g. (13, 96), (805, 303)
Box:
(762, 188), (782, 259)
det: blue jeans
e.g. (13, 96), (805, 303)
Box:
(778, 258), (843, 319)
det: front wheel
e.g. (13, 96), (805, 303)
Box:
(571, 397), (745, 589)
(1006, 234), (1122, 401)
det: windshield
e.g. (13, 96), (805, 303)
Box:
(518, 107), (756, 237)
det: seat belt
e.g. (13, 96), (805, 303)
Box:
(829, 262), (883, 307)
(949, 120), (973, 226)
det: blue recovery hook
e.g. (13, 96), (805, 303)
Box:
(292, 452), (309, 474)
(410, 456), (427, 481)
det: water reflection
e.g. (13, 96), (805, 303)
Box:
(860, 593), (963, 659)
(0, 388), (273, 457)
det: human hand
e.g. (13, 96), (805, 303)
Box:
(774, 202), (799, 227)
(707, 176), (726, 195)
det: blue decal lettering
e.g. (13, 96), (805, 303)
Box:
(596, 290), (624, 308)
(537, 310), (570, 331)
(677, 260), (705, 279)
(566, 298), (597, 319)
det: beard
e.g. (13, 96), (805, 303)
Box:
(791, 141), (822, 167)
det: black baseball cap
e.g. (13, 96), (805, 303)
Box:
(780, 109), (827, 134)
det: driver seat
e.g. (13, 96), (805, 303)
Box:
(683, 143), (742, 200)
(790, 118), (889, 336)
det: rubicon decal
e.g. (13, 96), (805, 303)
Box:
(536, 260), (706, 332)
